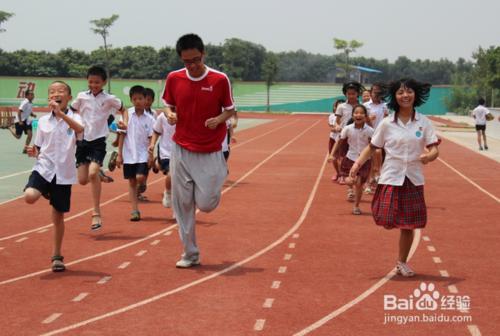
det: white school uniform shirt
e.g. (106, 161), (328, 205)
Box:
(153, 113), (176, 160)
(16, 98), (33, 124)
(371, 112), (439, 186)
(122, 108), (155, 164)
(472, 105), (490, 125)
(364, 100), (388, 130)
(328, 113), (338, 139)
(70, 90), (123, 141)
(334, 102), (354, 140)
(33, 110), (82, 185)
(340, 123), (374, 162)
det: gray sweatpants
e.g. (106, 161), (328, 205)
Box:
(170, 143), (227, 261)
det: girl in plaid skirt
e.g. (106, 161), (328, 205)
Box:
(349, 78), (440, 277)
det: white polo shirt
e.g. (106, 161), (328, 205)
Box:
(371, 112), (439, 186)
(16, 98), (33, 124)
(33, 111), (83, 185)
(472, 105), (490, 125)
(335, 102), (355, 128)
(364, 100), (388, 130)
(70, 90), (123, 141)
(340, 123), (374, 162)
(153, 113), (176, 160)
(328, 113), (338, 140)
(123, 108), (155, 164)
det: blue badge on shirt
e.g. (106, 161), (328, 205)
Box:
(415, 130), (422, 138)
(67, 128), (74, 136)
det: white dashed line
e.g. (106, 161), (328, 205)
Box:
(163, 231), (172, 236)
(118, 262), (131, 269)
(263, 298), (275, 308)
(422, 236), (430, 241)
(284, 254), (292, 261)
(467, 325), (482, 336)
(288, 243), (296, 249)
(427, 245), (436, 252)
(150, 239), (160, 246)
(16, 237), (28, 243)
(448, 285), (458, 294)
(0, 247), (4, 250)
(254, 319), (266, 331)
(278, 266), (287, 274)
(135, 250), (147, 257)
(37, 228), (49, 233)
(97, 276), (112, 285)
(271, 281), (281, 289)
(432, 257), (442, 264)
(72, 293), (89, 302)
(439, 270), (450, 278)
(292, 233), (300, 239)
(42, 313), (62, 324)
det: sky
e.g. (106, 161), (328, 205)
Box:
(0, 0), (499, 62)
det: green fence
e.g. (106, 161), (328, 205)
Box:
(0, 77), (451, 115)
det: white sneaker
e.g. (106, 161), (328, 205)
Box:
(162, 191), (171, 208)
(175, 257), (200, 268)
(396, 261), (415, 277)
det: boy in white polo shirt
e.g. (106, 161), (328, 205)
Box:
(472, 97), (491, 150)
(24, 81), (84, 272)
(116, 86), (155, 221)
(9, 89), (36, 153)
(70, 66), (127, 231)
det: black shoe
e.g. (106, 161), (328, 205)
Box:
(484, 145), (488, 150)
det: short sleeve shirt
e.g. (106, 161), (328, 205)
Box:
(16, 98), (33, 124)
(335, 102), (354, 128)
(340, 123), (374, 162)
(371, 112), (439, 186)
(364, 100), (388, 130)
(122, 108), (156, 164)
(472, 105), (490, 125)
(162, 67), (235, 153)
(328, 113), (338, 139)
(153, 113), (176, 160)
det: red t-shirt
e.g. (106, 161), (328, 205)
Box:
(162, 67), (235, 152)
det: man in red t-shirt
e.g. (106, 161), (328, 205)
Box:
(162, 33), (236, 268)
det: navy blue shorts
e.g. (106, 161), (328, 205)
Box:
(25, 171), (72, 213)
(76, 137), (107, 167)
(159, 158), (170, 175)
(123, 162), (149, 179)
(15, 122), (32, 136)
(475, 124), (486, 131)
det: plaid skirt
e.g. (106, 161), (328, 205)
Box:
(371, 177), (427, 230)
(340, 158), (371, 183)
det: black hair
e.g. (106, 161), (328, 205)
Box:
(176, 33), (204, 56)
(144, 88), (155, 99)
(342, 81), (364, 95)
(370, 82), (388, 100)
(478, 97), (486, 105)
(385, 78), (431, 121)
(129, 85), (146, 98)
(50, 81), (72, 95)
(24, 90), (34, 97)
(87, 65), (108, 81)
(352, 104), (368, 117)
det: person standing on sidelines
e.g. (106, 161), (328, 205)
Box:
(162, 33), (236, 268)
(350, 78), (439, 277)
(472, 98), (491, 150)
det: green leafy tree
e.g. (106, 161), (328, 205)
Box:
(90, 14), (119, 92)
(221, 38), (266, 81)
(0, 11), (14, 33)
(261, 53), (279, 112)
(333, 38), (363, 79)
(472, 46), (500, 106)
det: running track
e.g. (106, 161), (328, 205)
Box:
(0, 113), (498, 335)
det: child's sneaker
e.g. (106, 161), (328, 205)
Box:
(485, 145), (489, 150)
(130, 210), (141, 222)
(51, 255), (65, 272)
(175, 257), (200, 268)
(352, 207), (362, 215)
(479, 146), (483, 151)
(396, 261), (415, 277)
(162, 191), (171, 208)
(364, 186), (372, 194)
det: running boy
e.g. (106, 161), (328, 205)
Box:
(70, 65), (127, 230)
(24, 81), (84, 272)
(9, 89), (36, 153)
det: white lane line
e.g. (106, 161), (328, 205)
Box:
(278, 266), (287, 274)
(284, 253), (292, 261)
(39, 136), (326, 336)
(439, 270), (450, 278)
(15, 237), (28, 243)
(37, 228), (49, 233)
(448, 285), (458, 294)
(467, 325), (482, 336)
(263, 298), (275, 308)
(293, 229), (422, 336)
(427, 245), (436, 252)
(292, 233), (300, 239)
(135, 250), (147, 257)
(118, 262), (131, 269)
(432, 257), (442, 264)
(42, 313), (62, 324)
(254, 319), (266, 331)
(0, 247), (4, 250)
(72, 293), (89, 302)
(288, 242), (296, 249)
(163, 231), (172, 236)
(0, 169), (31, 180)
(150, 239), (160, 246)
(271, 281), (281, 289)
(438, 157), (500, 203)
(97, 276), (112, 285)
(422, 236), (430, 241)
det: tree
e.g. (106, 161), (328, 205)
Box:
(90, 14), (119, 92)
(0, 10), (14, 33)
(261, 53), (279, 112)
(333, 38), (363, 80)
(472, 46), (500, 106)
